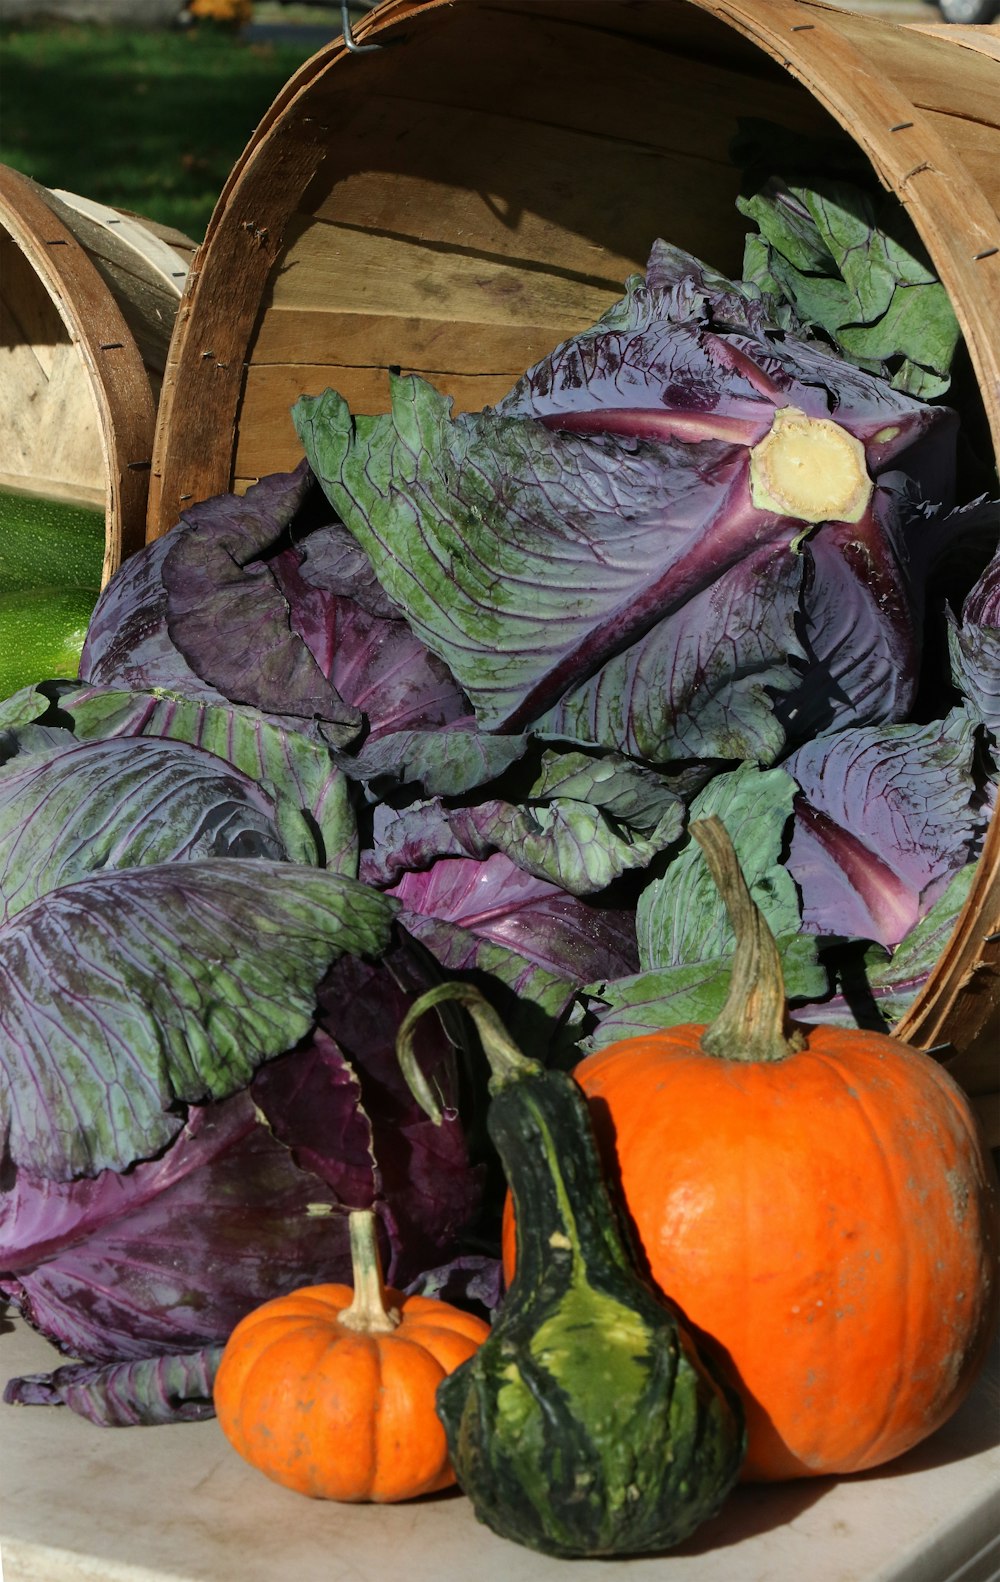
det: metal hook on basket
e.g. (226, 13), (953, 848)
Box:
(341, 1), (381, 52)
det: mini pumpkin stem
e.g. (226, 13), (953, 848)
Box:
(690, 816), (805, 1064)
(338, 1209), (400, 1334)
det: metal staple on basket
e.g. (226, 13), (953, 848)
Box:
(341, 0), (382, 51)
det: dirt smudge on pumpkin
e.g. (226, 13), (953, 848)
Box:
(946, 1169), (970, 1226)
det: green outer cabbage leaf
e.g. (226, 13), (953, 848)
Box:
(0, 860), (395, 1180)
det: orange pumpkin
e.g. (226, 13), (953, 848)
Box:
(214, 1208), (491, 1501)
(502, 818), (1000, 1482)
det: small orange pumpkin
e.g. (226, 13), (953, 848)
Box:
(502, 818), (1000, 1482)
(214, 1207), (491, 1501)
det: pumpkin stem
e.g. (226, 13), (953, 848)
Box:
(338, 1209), (401, 1334)
(690, 816), (805, 1064)
(396, 980), (539, 1125)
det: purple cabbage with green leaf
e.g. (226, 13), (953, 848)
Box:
(0, 629), (483, 1424)
(294, 243), (958, 753)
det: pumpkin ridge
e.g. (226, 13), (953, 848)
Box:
(238, 1324), (336, 1470)
(245, 1286), (353, 1324)
(398, 1294), (490, 1335)
(370, 1329), (448, 1500)
(920, 1046), (999, 1157)
(399, 1319), (488, 1364)
(800, 1038), (912, 1470)
(366, 1331), (384, 1500)
(374, 1328), (436, 1360)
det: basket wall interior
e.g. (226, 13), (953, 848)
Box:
(149, 0), (1000, 518)
(227, 1), (853, 489)
(0, 223), (105, 509)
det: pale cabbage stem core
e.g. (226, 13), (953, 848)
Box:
(749, 406), (873, 525)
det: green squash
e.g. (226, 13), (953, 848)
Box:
(396, 982), (745, 1559)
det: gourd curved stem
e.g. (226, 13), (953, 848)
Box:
(690, 816), (805, 1064)
(396, 979), (539, 1124)
(338, 1208), (400, 1334)
(397, 981), (637, 1289)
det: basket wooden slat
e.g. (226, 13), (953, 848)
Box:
(0, 235), (107, 510)
(145, 0), (1000, 1085)
(44, 188), (195, 377)
(907, 22), (1000, 63)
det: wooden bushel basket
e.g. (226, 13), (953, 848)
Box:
(146, 0), (1000, 1133)
(0, 163), (193, 586)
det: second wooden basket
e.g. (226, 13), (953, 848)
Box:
(0, 163), (194, 583)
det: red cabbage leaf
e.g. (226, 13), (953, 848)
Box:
(792, 863), (979, 1032)
(0, 735), (311, 920)
(583, 762), (825, 1049)
(785, 709), (983, 948)
(6, 1348), (224, 1426)
(60, 684), (359, 875)
(362, 755), (683, 896)
(0, 860), (394, 1180)
(949, 547), (1000, 743)
(295, 245), (956, 755)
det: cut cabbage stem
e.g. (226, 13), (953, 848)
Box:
(749, 406), (873, 525)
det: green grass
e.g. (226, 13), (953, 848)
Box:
(252, 3), (343, 22)
(0, 20), (339, 238)
(0, 488), (105, 700)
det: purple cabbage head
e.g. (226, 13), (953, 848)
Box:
(0, 684), (485, 1425)
(784, 709), (983, 949)
(949, 545), (1000, 743)
(80, 463), (470, 748)
(0, 917), (482, 1425)
(295, 242), (958, 759)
